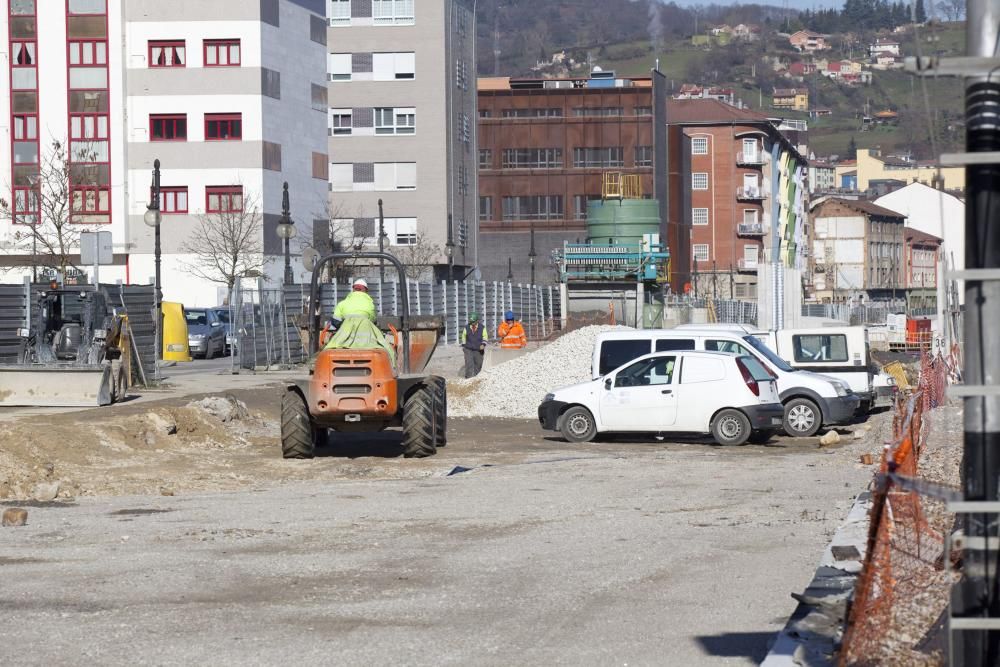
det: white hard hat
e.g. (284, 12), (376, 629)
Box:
(352, 278), (368, 289)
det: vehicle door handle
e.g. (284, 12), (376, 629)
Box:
(661, 389), (672, 395)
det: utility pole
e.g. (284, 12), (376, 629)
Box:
(378, 198), (386, 286)
(952, 0), (1000, 663)
(528, 223), (537, 287)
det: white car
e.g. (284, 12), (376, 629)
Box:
(539, 350), (785, 446)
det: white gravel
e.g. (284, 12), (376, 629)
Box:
(448, 325), (627, 418)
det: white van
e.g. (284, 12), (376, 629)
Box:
(539, 351), (784, 446)
(590, 328), (860, 437)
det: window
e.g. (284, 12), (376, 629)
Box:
(312, 152), (329, 180)
(329, 109), (352, 135)
(262, 141), (282, 171)
(69, 113), (109, 161)
(572, 107), (623, 117)
(692, 172), (709, 190)
(743, 209), (758, 224)
(501, 148), (562, 169)
(375, 52), (415, 80)
(71, 186), (110, 215)
(373, 0), (415, 25)
(329, 0), (350, 25)
(150, 114), (187, 141)
(792, 334), (849, 363)
(68, 0), (106, 14)
(655, 339), (695, 352)
(613, 356), (676, 387)
(159, 186), (188, 214)
(374, 107), (415, 135)
(692, 208), (709, 226)
(479, 109), (492, 118)
(693, 244), (709, 262)
(744, 245), (759, 264)
(329, 53), (351, 80)
(205, 113), (242, 141)
(311, 83), (327, 111)
(13, 114), (38, 140)
(204, 39), (240, 67)
(455, 57), (468, 89)
(69, 40), (107, 65)
(388, 217), (418, 245)
(573, 195), (598, 220)
(599, 339), (652, 376)
(501, 108), (561, 118)
(634, 146), (653, 167)
(479, 149), (492, 169)
(634, 106), (653, 116)
(206, 186), (243, 213)
(11, 41), (37, 90)
(691, 137), (709, 155)
(10, 1), (35, 15)
(573, 147), (624, 168)
(310, 14), (327, 45)
(501, 195), (563, 221)
(12, 186), (38, 224)
(479, 196), (492, 221)
(148, 40), (184, 67)
(705, 339), (751, 355)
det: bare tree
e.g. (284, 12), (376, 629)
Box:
(180, 190), (266, 290)
(300, 201), (378, 282)
(935, 0), (965, 20)
(0, 139), (101, 278)
(393, 232), (442, 280)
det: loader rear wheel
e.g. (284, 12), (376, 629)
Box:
(402, 385), (437, 459)
(281, 390), (316, 459)
(429, 376), (447, 448)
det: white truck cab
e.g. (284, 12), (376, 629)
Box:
(539, 351), (784, 446)
(589, 328), (860, 437)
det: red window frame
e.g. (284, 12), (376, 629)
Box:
(66, 0), (107, 15)
(159, 186), (188, 214)
(204, 39), (240, 67)
(70, 113), (109, 140)
(68, 40), (107, 66)
(148, 40), (185, 68)
(205, 113), (242, 141)
(11, 39), (36, 66)
(150, 113), (187, 141)
(205, 186), (243, 214)
(12, 186), (39, 224)
(70, 186), (111, 216)
(10, 1), (37, 16)
(13, 114), (38, 140)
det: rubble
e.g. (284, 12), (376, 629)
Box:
(2, 508), (27, 527)
(448, 325), (626, 419)
(188, 396), (250, 423)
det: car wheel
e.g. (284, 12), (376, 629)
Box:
(711, 409), (752, 446)
(560, 406), (597, 443)
(783, 398), (822, 437)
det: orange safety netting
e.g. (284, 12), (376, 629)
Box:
(839, 346), (961, 666)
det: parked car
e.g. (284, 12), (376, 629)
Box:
(185, 308), (227, 359)
(540, 350), (784, 446)
(211, 307), (236, 354)
(591, 329), (860, 437)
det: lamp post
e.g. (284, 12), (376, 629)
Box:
(445, 240), (455, 283)
(143, 159), (162, 381)
(528, 223), (537, 287)
(377, 198), (386, 286)
(506, 257), (513, 283)
(275, 182), (296, 285)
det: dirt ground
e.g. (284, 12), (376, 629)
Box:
(0, 382), (889, 502)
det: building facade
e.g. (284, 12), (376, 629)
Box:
(836, 148), (965, 191)
(809, 197), (905, 302)
(325, 0), (478, 280)
(0, 0), (329, 305)
(903, 227), (940, 315)
(772, 88), (809, 111)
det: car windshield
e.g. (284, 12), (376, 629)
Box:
(742, 335), (795, 372)
(213, 310), (231, 324)
(185, 310), (208, 326)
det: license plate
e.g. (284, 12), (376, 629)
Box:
(771, 417), (783, 426)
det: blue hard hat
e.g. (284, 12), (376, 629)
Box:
(504, 310), (515, 320)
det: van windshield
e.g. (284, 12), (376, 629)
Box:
(743, 335), (795, 372)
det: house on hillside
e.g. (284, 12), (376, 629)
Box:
(675, 84), (736, 107)
(869, 38), (901, 57)
(788, 62), (817, 78)
(732, 24), (761, 41)
(789, 30), (830, 52)
(773, 87), (809, 111)
(872, 53), (904, 69)
(710, 25), (733, 36)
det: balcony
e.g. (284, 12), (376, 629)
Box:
(737, 258), (759, 272)
(736, 186), (767, 201)
(737, 222), (765, 237)
(736, 151), (765, 166)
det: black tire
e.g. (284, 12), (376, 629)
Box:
(560, 406), (597, 443)
(281, 390), (316, 459)
(402, 385), (437, 458)
(205, 341), (216, 360)
(748, 429), (775, 445)
(783, 398), (822, 437)
(429, 377), (447, 448)
(712, 409), (752, 446)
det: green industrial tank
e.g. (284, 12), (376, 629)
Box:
(586, 199), (661, 246)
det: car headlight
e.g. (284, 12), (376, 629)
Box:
(543, 393), (555, 402)
(834, 383), (848, 397)
(190, 334), (206, 341)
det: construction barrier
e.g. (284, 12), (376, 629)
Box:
(839, 346), (962, 666)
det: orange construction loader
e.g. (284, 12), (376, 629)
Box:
(281, 251), (446, 459)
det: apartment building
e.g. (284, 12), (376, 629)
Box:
(809, 197), (906, 303)
(326, 0), (478, 280)
(836, 148), (965, 191)
(903, 227), (941, 315)
(476, 72), (668, 284)
(0, 0), (328, 306)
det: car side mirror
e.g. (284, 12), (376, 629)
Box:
(211, 322), (222, 327)
(604, 378), (612, 390)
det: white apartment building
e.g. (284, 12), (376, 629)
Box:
(0, 0), (328, 306)
(326, 0), (478, 280)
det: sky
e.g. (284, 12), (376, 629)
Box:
(667, 0), (843, 11)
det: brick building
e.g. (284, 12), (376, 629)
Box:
(904, 227), (941, 315)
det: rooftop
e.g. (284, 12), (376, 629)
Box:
(813, 197), (907, 219)
(905, 228), (943, 245)
(666, 98), (772, 124)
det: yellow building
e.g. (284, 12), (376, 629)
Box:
(773, 87), (809, 111)
(835, 149), (965, 191)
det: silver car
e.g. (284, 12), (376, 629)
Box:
(185, 308), (226, 359)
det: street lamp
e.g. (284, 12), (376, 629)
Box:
(445, 240), (455, 283)
(143, 158), (162, 381)
(528, 223), (537, 287)
(377, 198), (386, 285)
(275, 181), (296, 285)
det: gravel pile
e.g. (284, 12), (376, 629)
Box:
(448, 325), (627, 419)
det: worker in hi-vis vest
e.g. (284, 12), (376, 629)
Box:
(497, 310), (527, 350)
(326, 278), (395, 365)
(460, 312), (488, 378)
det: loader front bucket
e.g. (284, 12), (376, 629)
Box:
(0, 365), (112, 407)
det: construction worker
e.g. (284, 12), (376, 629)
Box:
(460, 312), (488, 378)
(498, 310), (527, 350)
(326, 278), (395, 364)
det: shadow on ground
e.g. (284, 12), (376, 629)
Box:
(315, 430), (406, 458)
(695, 631), (775, 662)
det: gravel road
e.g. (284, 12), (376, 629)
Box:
(0, 404), (883, 666)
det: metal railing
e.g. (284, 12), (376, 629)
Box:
(736, 186), (767, 200)
(737, 258), (759, 271)
(737, 222), (765, 236)
(736, 151), (765, 166)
